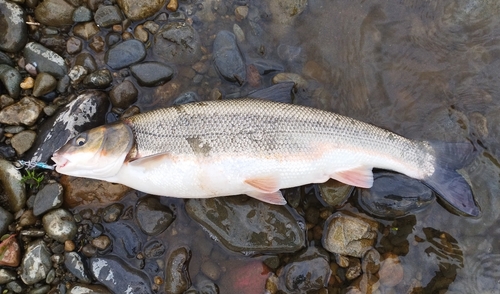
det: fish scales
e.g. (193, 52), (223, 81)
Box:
(125, 99), (431, 172)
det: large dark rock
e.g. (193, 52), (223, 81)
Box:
(105, 39), (146, 69)
(0, 0), (27, 53)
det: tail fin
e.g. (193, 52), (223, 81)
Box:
(423, 142), (480, 217)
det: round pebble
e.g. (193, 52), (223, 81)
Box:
(42, 208), (77, 243)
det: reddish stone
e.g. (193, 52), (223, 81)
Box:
(0, 235), (21, 267)
(220, 261), (271, 294)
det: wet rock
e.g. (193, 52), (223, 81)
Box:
(235, 6), (249, 21)
(34, 0), (75, 27)
(105, 39), (146, 69)
(69, 283), (112, 294)
(144, 240), (166, 258)
(213, 31), (246, 84)
(135, 196), (174, 236)
(0, 0), (27, 53)
(83, 69), (112, 88)
(269, 0), (308, 25)
(26, 91), (109, 164)
(378, 253), (403, 287)
(172, 91), (200, 105)
(277, 247), (331, 293)
(0, 144), (15, 159)
(117, 0), (166, 20)
(134, 25), (149, 43)
(272, 72), (307, 89)
(0, 159), (26, 212)
(319, 179), (353, 206)
(20, 76), (35, 89)
(103, 221), (141, 258)
(357, 172), (435, 218)
(200, 260), (221, 281)
(42, 208), (77, 243)
(0, 97), (45, 126)
(153, 22), (202, 64)
(20, 240), (52, 285)
(24, 42), (67, 78)
(219, 260), (270, 294)
(90, 255), (152, 293)
(0, 64), (22, 98)
(102, 203), (124, 222)
(94, 5), (123, 27)
(65, 252), (91, 283)
(0, 52), (14, 66)
(322, 212), (379, 258)
(6, 280), (24, 293)
(73, 6), (93, 23)
(33, 183), (63, 216)
(109, 80), (138, 108)
(186, 197), (305, 253)
(32, 72), (57, 97)
(0, 268), (16, 284)
(60, 176), (130, 208)
(73, 22), (100, 40)
(0, 207), (13, 235)
(68, 65), (88, 83)
(165, 247), (191, 294)
(75, 52), (98, 72)
(10, 130), (36, 155)
(91, 235), (111, 250)
(0, 235), (20, 267)
(130, 62), (174, 87)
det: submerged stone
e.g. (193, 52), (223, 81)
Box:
(186, 197), (305, 253)
(213, 30), (246, 84)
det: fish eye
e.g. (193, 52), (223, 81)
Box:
(74, 134), (87, 146)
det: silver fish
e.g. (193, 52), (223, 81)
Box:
(51, 99), (479, 216)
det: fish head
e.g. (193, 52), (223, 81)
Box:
(52, 123), (134, 179)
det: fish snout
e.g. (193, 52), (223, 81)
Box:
(51, 153), (69, 169)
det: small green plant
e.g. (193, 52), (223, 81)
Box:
(21, 170), (44, 189)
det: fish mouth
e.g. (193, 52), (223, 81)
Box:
(51, 153), (69, 169)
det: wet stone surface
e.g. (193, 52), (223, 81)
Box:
(135, 196), (174, 236)
(186, 197), (306, 253)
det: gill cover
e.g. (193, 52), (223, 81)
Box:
(53, 123), (134, 179)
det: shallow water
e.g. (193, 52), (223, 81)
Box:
(70, 0), (500, 292)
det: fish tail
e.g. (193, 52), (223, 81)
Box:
(423, 141), (480, 216)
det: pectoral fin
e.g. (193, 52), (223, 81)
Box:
(127, 153), (172, 169)
(331, 167), (374, 188)
(244, 176), (287, 205)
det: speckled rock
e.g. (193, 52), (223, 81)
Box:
(20, 240), (52, 285)
(0, 268), (16, 284)
(32, 72), (57, 97)
(65, 252), (91, 284)
(23, 42), (67, 78)
(0, 207), (13, 236)
(213, 30), (246, 84)
(117, 0), (166, 20)
(72, 6), (93, 23)
(135, 196), (174, 236)
(83, 69), (112, 88)
(0, 97), (45, 126)
(42, 208), (77, 243)
(186, 197), (305, 253)
(33, 183), (64, 216)
(0, 234), (20, 267)
(26, 91), (109, 164)
(68, 283), (112, 294)
(130, 62), (174, 87)
(90, 255), (152, 293)
(105, 39), (146, 69)
(165, 247), (191, 294)
(34, 0), (75, 27)
(0, 159), (26, 213)
(0, 0), (27, 53)
(109, 80), (138, 108)
(319, 179), (353, 207)
(322, 212), (379, 258)
(0, 64), (22, 98)
(94, 5), (123, 27)
(10, 130), (36, 155)
(153, 22), (202, 64)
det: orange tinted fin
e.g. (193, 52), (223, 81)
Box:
(127, 153), (171, 169)
(331, 167), (374, 188)
(244, 176), (280, 193)
(246, 190), (287, 205)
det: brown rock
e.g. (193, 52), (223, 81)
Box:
(0, 97), (46, 126)
(0, 235), (21, 267)
(33, 72), (57, 97)
(20, 77), (35, 89)
(117, 0), (167, 20)
(73, 22), (100, 40)
(34, 0), (75, 27)
(60, 175), (131, 208)
(378, 252), (403, 287)
(167, 0), (178, 12)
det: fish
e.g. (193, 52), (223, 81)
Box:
(51, 97), (479, 216)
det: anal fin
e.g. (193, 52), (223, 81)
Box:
(244, 175), (286, 205)
(331, 166), (374, 188)
(246, 190), (287, 205)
